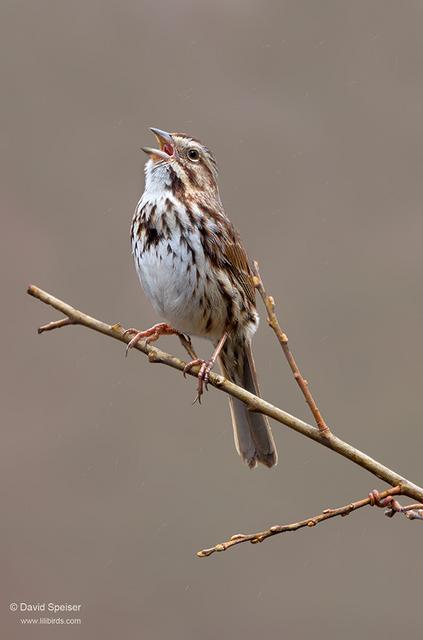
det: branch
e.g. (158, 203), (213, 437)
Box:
(27, 284), (423, 507)
(38, 317), (75, 333)
(368, 489), (423, 521)
(253, 262), (330, 434)
(197, 486), (423, 557)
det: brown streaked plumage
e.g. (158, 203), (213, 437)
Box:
(128, 127), (277, 468)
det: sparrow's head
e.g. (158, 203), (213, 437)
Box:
(142, 127), (218, 197)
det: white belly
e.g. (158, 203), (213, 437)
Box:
(133, 233), (227, 339)
(137, 238), (199, 332)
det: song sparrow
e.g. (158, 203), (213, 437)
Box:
(129, 127), (277, 468)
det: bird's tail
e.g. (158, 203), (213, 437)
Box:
(218, 336), (277, 468)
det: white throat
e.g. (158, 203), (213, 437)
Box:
(143, 160), (172, 199)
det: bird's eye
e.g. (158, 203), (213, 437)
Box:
(187, 148), (200, 161)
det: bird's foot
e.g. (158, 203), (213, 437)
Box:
(183, 358), (215, 403)
(124, 322), (179, 356)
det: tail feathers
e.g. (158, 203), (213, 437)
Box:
(219, 340), (278, 469)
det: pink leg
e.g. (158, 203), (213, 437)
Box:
(124, 322), (179, 356)
(183, 333), (228, 402)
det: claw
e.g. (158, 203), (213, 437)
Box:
(124, 330), (144, 357)
(182, 333), (228, 403)
(123, 323), (179, 356)
(183, 358), (214, 403)
(183, 358), (203, 378)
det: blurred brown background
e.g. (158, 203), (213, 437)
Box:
(1, 1), (423, 638)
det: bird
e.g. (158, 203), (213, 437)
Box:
(128, 127), (277, 468)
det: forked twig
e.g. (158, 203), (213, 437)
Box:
(27, 283), (423, 556)
(197, 486), (423, 557)
(26, 284), (423, 499)
(253, 262), (330, 434)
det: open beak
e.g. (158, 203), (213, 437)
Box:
(142, 127), (178, 161)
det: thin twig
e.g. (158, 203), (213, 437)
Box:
(368, 489), (423, 520)
(405, 510), (423, 521)
(27, 284), (423, 506)
(401, 504), (423, 512)
(38, 317), (75, 334)
(253, 262), (330, 435)
(197, 485), (422, 557)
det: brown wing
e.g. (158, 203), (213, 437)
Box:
(223, 233), (256, 306)
(199, 199), (256, 305)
